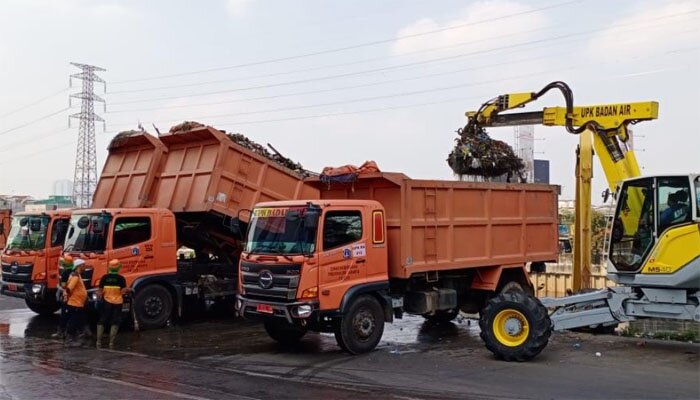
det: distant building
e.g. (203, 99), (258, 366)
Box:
(0, 195), (34, 213)
(533, 159), (550, 184)
(25, 195), (74, 211)
(52, 179), (73, 196)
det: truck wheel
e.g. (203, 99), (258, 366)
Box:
(134, 285), (173, 330)
(334, 295), (385, 354)
(25, 298), (60, 316)
(263, 321), (307, 345)
(423, 308), (459, 324)
(479, 291), (551, 362)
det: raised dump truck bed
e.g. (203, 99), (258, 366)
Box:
(308, 172), (559, 279)
(152, 125), (319, 217)
(93, 131), (167, 209)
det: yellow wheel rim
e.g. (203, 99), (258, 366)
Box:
(492, 309), (529, 347)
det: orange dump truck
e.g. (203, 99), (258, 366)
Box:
(236, 172), (559, 359)
(62, 124), (319, 328)
(0, 210), (71, 314)
(0, 130), (169, 315)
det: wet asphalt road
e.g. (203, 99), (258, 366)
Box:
(1, 296), (699, 400)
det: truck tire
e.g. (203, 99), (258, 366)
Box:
(25, 298), (60, 316)
(134, 285), (173, 330)
(423, 308), (459, 324)
(479, 291), (551, 362)
(334, 295), (385, 354)
(263, 321), (307, 345)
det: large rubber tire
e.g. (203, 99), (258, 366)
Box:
(134, 285), (173, 330)
(423, 308), (459, 324)
(263, 321), (307, 345)
(334, 295), (385, 354)
(25, 298), (60, 316)
(479, 291), (551, 362)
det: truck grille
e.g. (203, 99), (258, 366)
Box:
(1, 262), (33, 283)
(240, 261), (300, 302)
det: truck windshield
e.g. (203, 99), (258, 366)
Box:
(609, 178), (654, 272)
(5, 215), (50, 251)
(245, 207), (316, 255)
(64, 213), (111, 253)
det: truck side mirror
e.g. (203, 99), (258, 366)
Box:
(77, 216), (90, 229)
(91, 217), (104, 233)
(304, 210), (319, 229)
(19, 217), (28, 227)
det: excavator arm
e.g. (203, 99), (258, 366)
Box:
(464, 81), (658, 290)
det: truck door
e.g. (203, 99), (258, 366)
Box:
(318, 209), (366, 310)
(46, 217), (69, 287)
(109, 216), (155, 277)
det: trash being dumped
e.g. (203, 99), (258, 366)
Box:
(447, 124), (525, 181)
(168, 121), (309, 175)
(227, 133), (307, 175)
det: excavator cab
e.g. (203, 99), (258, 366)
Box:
(609, 174), (698, 277)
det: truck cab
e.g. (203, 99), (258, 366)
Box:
(236, 200), (390, 352)
(63, 207), (238, 329)
(0, 210), (71, 314)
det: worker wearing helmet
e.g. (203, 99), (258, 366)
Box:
(64, 259), (88, 347)
(96, 259), (129, 348)
(51, 255), (74, 340)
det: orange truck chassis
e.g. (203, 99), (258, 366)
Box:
(236, 173), (559, 356)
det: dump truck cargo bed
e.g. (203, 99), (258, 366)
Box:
(308, 172), (559, 279)
(93, 131), (168, 209)
(152, 125), (319, 219)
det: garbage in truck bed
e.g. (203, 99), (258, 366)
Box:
(447, 125), (524, 180)
(320, 161), (381, 184)
(168, 121), (309, 175)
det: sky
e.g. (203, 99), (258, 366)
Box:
(0, 0), (698, 203)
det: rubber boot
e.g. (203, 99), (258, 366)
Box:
(95, 324), (104, 348)
(50, 329), (65, 340)
(108, 325), (119, 349)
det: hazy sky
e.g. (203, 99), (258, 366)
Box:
(0, 0), (697, 203)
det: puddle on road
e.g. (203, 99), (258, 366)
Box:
(1, 306), (482, 358)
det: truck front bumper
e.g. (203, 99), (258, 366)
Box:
(0, 280), (54, 302)
(236, 295), (322, 328)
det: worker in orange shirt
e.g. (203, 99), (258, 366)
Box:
(96, 259), (130, 348)
(64, 259), (88, 347)
(51, 255), (74, 340)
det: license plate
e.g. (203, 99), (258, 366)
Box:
(6, 284), (17, 292)
(256, 304), (273, 314)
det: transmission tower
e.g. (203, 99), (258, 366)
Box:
(69, 63), (106, 208)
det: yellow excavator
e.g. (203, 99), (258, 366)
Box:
(465, 81), (700, 361)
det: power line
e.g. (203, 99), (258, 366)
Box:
(108, 48), (692, 132)
(107, 53), (557, 115)
(110, 65), (574, 128)
(110, 0), (583, 84)
(107, 24), (564, 95)
(0, 107), (69, 136)
(106, 11), (699, 108)
(0, 128), (70, 154)
(0, 87), (68, 118)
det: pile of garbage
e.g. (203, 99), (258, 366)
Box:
(447, 126), (524, 180)
(168, 121), (309, 176)
(320, 161), (380, 185)
(226, 133), (307, 175)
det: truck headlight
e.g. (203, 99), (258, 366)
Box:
(235, 298), (243, 311)
(296, 305), (312, 318)
(31, 284), (42, 294)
